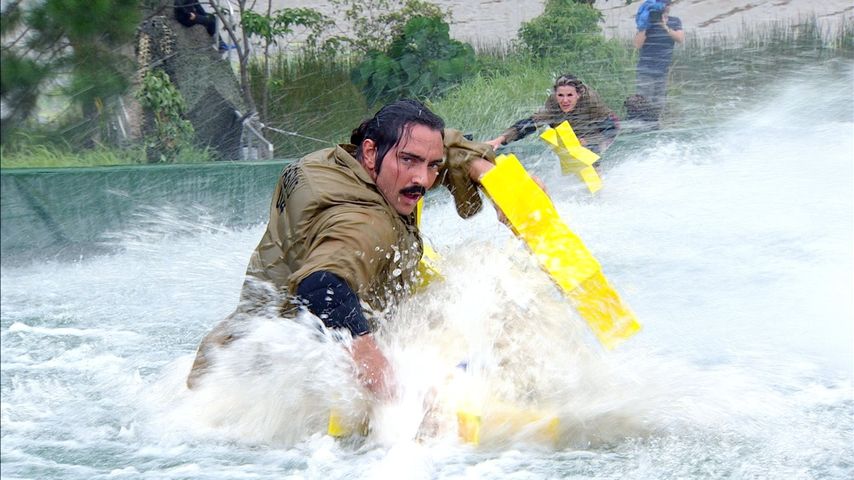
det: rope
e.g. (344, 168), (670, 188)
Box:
(261, 124), (334, 146)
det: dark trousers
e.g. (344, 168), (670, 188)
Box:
(195, 13), (216, 36)
(636, 71), (668, 121)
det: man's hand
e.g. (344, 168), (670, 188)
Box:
(351, 334), (395, 401)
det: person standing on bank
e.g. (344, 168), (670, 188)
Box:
(186, 99), (498, 400)
(634, 0), (685, 123)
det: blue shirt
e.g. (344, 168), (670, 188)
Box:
(637, 16), (682, 75)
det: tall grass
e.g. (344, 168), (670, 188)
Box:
(0, 143), (213, 169)
(667, 16), (854, 124)
(249, 53), (372, 158)
(0, 144), (147, 169)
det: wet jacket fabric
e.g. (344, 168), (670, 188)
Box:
(500, 91), (620, 154)
(186, 129), (493, 385)
(245, 143), (421, 318)
(245, 128), (494, 314)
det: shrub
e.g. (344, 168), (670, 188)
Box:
(517, 0), (607, 60)
(351, 15), (476, 105)
(135, 69), (195, 163)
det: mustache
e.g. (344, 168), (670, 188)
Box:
(400, 185), (426, 197)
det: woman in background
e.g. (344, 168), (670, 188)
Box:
(485, 73), (620, 155)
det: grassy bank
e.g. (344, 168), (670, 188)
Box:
(665, 16), (853, 124)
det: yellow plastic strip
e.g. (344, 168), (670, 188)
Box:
(456, 410), (481, 444)
(540, 121), (602, 193)
(328, 409), (369, 437)
(415, 198), (443, 287)
(479, 154), (641, 349)
(458, 402), (559, 446)
(327, 410), (348, 437)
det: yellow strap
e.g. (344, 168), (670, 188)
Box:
(540, 121), (602, 193)
(415, 198), (444, 287)
(479, 154), (641, 349)
(327, 410), (348, 437)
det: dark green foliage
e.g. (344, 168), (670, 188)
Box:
(1, 0), (140, 144)
(351, 15), (476, 105)
(517, 0), (606, 60)
(323, 0), (448, 55)
(136, 69), (195, 163)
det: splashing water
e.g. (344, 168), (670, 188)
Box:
(2, 66), (852, 478)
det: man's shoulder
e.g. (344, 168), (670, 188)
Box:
(668, 16), (683, 29)
(297, 146), (341, 165)
(289, 146), (387, 211)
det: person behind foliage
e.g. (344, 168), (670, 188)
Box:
(186, 99), (499, 400)
(174, 0), (216, 36)
(485, 73), (620, 156)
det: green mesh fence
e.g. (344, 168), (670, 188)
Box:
(1, 161), (290, 262)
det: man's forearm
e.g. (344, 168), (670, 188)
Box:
(296, 271), (369, 336)
(468, 157), (495, 183)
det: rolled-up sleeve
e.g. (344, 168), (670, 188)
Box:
(439, 128), (496, 219)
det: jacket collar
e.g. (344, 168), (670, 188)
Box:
(334, 144), (377, 187)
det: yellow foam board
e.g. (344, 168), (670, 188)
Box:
(479, 154), (641, 349)
(540, 121), (602, 193)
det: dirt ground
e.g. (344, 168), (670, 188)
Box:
(267, 0), (852, 46)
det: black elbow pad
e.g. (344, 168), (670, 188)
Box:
(296, 271), (370, 336)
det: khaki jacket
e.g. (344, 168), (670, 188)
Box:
(187, 129), (493, 385)
(241, 130), (494, 311)
(245, 143), (419, 316)
(243, 128), (494, 315)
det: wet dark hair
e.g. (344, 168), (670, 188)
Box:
(553, 73), (588, 96)
(350, 99), (445, 173)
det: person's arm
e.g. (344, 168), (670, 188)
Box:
(662, 16), (685, 44)
(484, 136), (506, 151)
(467, 157), (494, 182)
(485, 115), (539, 151)
(289, 205), (401, 400)
(174, 0), (195, 26)
(296, 270), (392, 399)
(442, 129), (549, 225)
(440, 129), (496, 218)
(633, 29), (647, 49)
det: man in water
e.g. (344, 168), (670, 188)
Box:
(633, 0), (685, 123)
(187, 99), (497, 399)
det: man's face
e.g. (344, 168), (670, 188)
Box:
(362, 124), (444, 215)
